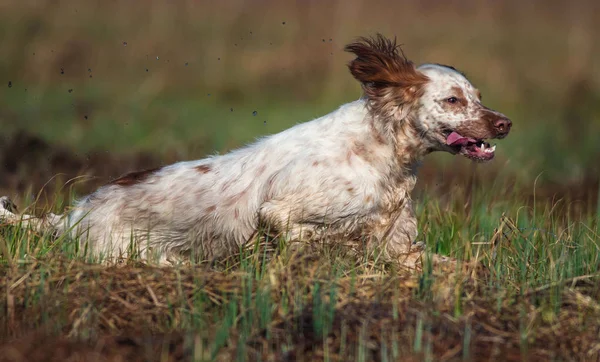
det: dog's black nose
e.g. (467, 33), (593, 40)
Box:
(493, 117), (512, 135)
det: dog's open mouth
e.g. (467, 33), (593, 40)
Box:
(446, 131), (495, 162)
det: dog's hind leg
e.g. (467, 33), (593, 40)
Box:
(0, 196), (65, 236)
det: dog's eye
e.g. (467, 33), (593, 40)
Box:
(446, 97), (458, 104)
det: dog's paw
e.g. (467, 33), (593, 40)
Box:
(0, 196), (18, 213)
(411, 240), (426, 251)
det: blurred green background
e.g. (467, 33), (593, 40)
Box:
(0, 0), (599, 214)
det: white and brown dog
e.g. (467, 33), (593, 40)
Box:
(0, 34), (511, 266)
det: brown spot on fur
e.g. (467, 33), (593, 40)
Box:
(312, 161), (319, 167)
(346, 150), (353, 165)
(256, 164), (267, 176)
(234, 209), (239, 219)
(195, 164), (211, 174)
(450, 87), (468, 107)
(351, 141), (375, 162)
(347, 187), (355, 193)
(109, 167), (161, 186)
(370, 120), (387, 144)
(365, 195), (373, 203)
(344, 34), (429, 119)
(225, 190), (248, 207)
(206, 205), (216, 213)
(352, 142), (366, 156)
(451, 86), (464, 98)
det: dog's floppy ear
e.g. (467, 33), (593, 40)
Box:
(345, 34), (429, 118)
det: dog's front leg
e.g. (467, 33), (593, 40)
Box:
(378, 199), (484, 274)
(374, 199), (424, 269)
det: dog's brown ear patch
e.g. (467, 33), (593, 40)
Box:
(345, 34), (429, 117)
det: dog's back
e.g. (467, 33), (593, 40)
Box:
(66, 100), (377, 262)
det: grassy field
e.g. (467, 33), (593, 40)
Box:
(2, 183), (600, 361)
(1, 0), (600, 360)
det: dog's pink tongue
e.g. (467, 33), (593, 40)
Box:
(446, 131), (476, 146)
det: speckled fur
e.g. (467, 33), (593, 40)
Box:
(0, 34), (511, 266)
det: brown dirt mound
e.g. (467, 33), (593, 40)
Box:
(0, 332), (191, 362)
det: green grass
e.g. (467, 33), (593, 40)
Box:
(2, 181), (600, 360)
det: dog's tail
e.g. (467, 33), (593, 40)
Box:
(0, 196), (66, 236)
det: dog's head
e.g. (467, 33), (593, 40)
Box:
(415, 64), (511, 161)
(345, 34), (511, 162)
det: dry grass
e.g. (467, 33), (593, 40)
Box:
(1, 244), (600, 361)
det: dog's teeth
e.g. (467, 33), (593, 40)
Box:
(483, 144), (496, 153)
(480, 144), (485, 151)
